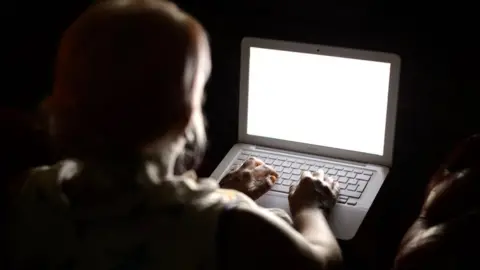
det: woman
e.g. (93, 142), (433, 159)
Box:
(9, 1), (342, 269)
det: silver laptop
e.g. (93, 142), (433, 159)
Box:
(211, 37), (401, 240)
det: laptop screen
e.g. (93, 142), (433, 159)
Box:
(246, 47), (392, 156)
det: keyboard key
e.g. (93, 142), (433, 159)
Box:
(327, 169), (338, 175)
(268, 155), (277, 159)
(283, 168), (292, 173)
(364, 171), (373, 176)
(265, 159), (274, 164)
(292, 163), (301, 169)
(272, 184), (290, 193)
(296, 159), (305, 163)
(357, 174), (371, 181)
(282, 161), (292, 167)
(354, 169), (363, 173)
(274, 166), (283, 172)
(347, 184), (357, 191)
(347, 198), (358, 206)
(292, 169), (301, 175)
(282, 180), (292, 186)
(346, 172), (356, 178)
(315, 162), (324, 166)
(300, 164), (309, 170)
(348, 179), (358, 185)
(338, 177), (348, 183)
(337, 171), (347, 176)
(259, 153), (268, 158)
(340, 189), (362, 198)
(357, 181), (367, 192)
(276, 178), (283, 184)
(273, 160), (283, 166)
(344, 168), (353, 172)
(306, 161), (315, 165)
(334, 166), (344, 170)
(291, 174), (300, 181)
(309, 166), (319, 171)
(287, 158), (296, 162)
(277, 156), (286, 161)
(339, 183), (347, 189)
(283, 173), (292, 179)
(324, 164), (334, 169)
(238, 154), (248, 160)
(338, 196), (348, 204)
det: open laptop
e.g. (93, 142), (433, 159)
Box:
(211, 37), (401, 240)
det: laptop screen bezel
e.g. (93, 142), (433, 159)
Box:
(238, 37), (401, 167)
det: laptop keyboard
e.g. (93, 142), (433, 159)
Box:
(228, 150), (374, 206)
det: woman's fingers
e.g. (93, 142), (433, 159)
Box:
(312, 169), (325, 180)
(252, 175), (275, 194)
(241, 157), (256, 169)
(325, 175), (335, 184)
(241, 157), (265, 169)
(301, 170), (313, 180)
(289, 183), (298, 196)
(253, 164), (278, 180)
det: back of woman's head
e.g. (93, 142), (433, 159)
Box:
(43, 0), (207, 159)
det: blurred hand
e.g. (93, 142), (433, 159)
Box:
(219, 157), (278, 200)
(288, 169), (340, 216)
(421, 134), (480, 224)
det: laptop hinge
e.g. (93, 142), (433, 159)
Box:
(252, 145), (367, 167)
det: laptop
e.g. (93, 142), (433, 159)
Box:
(211, 37), (401, 240)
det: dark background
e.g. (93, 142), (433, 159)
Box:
(5, 1), (479, 269)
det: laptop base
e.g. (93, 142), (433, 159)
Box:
(211, 143), (389, 240)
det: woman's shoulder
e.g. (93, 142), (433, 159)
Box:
(11, 162), (77, 220)
(20, 163), (64, 197)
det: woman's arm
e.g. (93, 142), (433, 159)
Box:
(216, 207), (342, 270)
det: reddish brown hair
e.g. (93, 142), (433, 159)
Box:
(43, 0), (206, 159)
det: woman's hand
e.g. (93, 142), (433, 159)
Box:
(288, 169), (340, 217)
(219, 157), (278, 200)
(420, 134), (480, 224)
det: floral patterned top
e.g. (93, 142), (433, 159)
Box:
(9, 159), (275, 270)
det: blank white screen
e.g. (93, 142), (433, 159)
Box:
(246, 47), (391, 156)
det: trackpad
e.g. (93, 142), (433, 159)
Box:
(256, 191), (291, 215)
